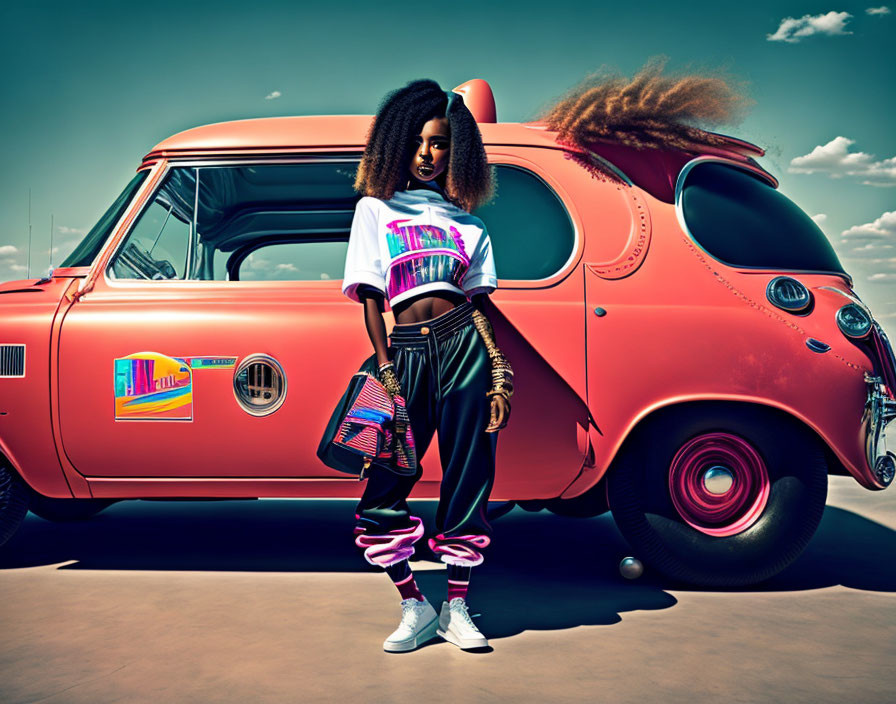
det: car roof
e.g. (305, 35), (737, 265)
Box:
(144, 116), (564, 162)
(142, 114), (775, 197)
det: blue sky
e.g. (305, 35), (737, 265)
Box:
(1, 1), (893, 331)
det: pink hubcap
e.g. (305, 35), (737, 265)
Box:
(667, 432), (770, 537)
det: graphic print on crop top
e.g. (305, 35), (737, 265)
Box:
(384, 218), (471, 302)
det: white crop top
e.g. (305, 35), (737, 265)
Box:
(341, 187), (498, 308)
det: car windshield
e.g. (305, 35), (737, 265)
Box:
(60, 171), (149, 268)
(678, 162), (846, 274)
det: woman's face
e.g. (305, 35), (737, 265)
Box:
(409, 117), (450, 183)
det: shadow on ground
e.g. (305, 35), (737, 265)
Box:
(0, 499), (893, 638)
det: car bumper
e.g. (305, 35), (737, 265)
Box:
(863, 323), (896, 488)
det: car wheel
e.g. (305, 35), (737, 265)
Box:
(607, 403), (828, 587)
(27, 493), (116, 522)
(0, 463), (30, 547)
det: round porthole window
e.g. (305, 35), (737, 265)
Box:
(232, 354), (287, 416)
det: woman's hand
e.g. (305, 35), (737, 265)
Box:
(485, 394), (510, 433)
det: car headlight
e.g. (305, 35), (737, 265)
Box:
(836, 303), (873, 338)
(766, 276), (812, 313)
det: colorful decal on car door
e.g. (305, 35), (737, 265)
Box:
(187, 356), (237, 369)
(114, 352), (193, 420)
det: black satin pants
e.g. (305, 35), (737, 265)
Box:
(352, 300), (498, 567)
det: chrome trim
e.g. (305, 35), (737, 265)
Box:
(806, 338), (830, 353)
(186, 167), (199, 280)
(703, 466), (734, 495)
(863, 372), (896, 487)
(0, 344), (25, 378)
(836, 303), (873, 339)
(100, 158), (582, 290)
(232, 353), (287, 417)
(158, 155), (364, 168)
(817, 285), (873, 317)
(673, 157), (854, 284)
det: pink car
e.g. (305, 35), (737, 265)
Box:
(1, 80), (894, 587)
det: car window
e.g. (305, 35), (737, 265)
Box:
(109, 168), (193, 280)
(108, 162), (358, 282)
(106, 161), (575, 284)
(61, 171), (148, 268)
(232, 241), (347, 281)
(678, 161), (846, 274)
(475, 165), (575, 280)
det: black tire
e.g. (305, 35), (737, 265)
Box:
(0, 463), (30, 547)
(545, 481), (610, 518)
(607, 403), (828, 587)
(27, 493), (116, 522)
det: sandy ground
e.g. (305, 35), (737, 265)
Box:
(1, 475), (894, 704)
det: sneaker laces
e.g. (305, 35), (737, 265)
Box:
(449, 598), (480, 631)
(400, 598), (424, 627)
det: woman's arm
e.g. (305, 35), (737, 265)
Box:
(469, 293), (512, 432)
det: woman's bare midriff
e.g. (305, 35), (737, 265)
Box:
(392, 290), (468, 324)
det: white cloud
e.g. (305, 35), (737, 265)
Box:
(0, 245), (19, 256)
(265, 91), (282, 100)
(320, 272), (331, 279)
(275, 263), (297, 271)
(840, 243), (895, 260)
(866, 6), (891, 15)
(57, 225), (87, 235)
(868, 272), (896, 282)
(811, 213), (828, 225)
(842, 211), (896, 239)
(789, 137), (896, 185)
(768, 11), (853, 42)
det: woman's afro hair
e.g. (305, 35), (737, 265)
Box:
(536, 56), (753, 153)
(354, 79), (495, 213)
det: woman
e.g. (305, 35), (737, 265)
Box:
(340, 79), (513, 652)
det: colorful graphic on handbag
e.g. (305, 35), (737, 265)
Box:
(330, 372), (417, 475)
(334, 373), (394, 461)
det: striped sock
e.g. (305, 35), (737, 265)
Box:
(447, 564), (472, 601)
(385, 559), (424, 602)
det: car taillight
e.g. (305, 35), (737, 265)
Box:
(766, 276), (811, 313)
(836, 303), (873, 339)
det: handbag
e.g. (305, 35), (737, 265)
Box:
(316, 371), (417, 478)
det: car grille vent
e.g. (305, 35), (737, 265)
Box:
(0, 344), (25, 377)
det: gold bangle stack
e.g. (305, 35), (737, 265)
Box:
(471, 309), (514, 405)
(377, 366), (402, 399)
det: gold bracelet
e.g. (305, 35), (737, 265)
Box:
(486, 388), (513, 404)
(378, 367), (402, 398)
(471, 309), (514, 400)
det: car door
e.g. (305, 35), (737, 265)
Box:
(473, 149), (591, 499)
(57, 158), (375, 479)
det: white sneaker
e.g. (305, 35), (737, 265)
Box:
(383, 597), (439, 652)
(437, 598), (489, 650)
